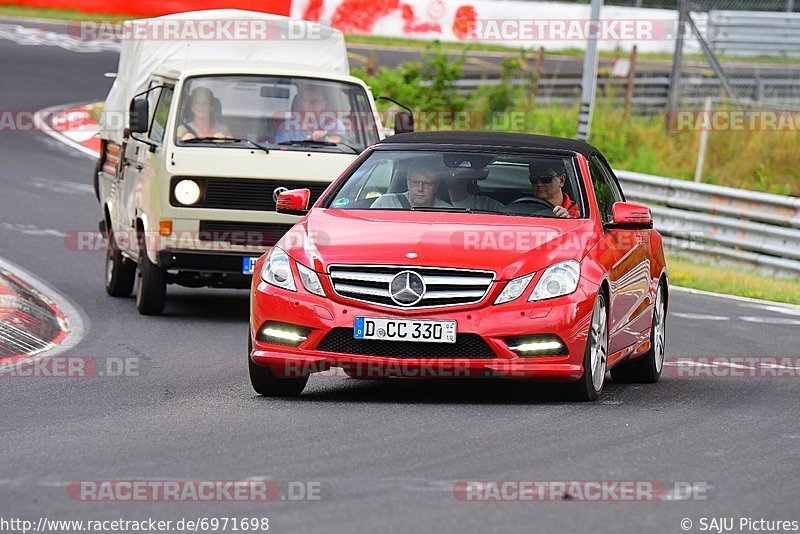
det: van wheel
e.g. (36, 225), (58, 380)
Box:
(248, 334), (307, 397)
(136, 248), (166, 315)
(105, 229), (135, 297)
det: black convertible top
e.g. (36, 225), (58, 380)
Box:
(378, 131), (600, 157)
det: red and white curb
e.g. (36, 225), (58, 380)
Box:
(0, 257), (85, 367)
(35, 102), (102, 158)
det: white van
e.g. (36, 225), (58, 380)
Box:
(95, 10), (410, 314)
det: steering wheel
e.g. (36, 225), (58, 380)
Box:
(504, 196), (557, 214)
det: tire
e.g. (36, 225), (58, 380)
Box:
(570, 291), (608, 401)
(611, 282), (667, 384)
(105, 229), (135, 297)
(93, 158), (102, 202)
(135, 242), (166, 315)
(248, 333), (308, 397)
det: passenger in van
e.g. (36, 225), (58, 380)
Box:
(177, 87), (232, 141)
(371, 162), (452, 209)
(529, 163), (580, 218)
(275, 84), (345, 144)
(444, 173), (504, 211)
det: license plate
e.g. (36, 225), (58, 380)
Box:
(242, 257), (259, 275)
(354, 317), (457, 343)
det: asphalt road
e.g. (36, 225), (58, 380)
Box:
(1, 32), (799, 534)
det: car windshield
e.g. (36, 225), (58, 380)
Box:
(174, 75), (379, 153)
(325, 150), (585, 218)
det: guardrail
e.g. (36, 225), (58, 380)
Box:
(615, 170), (800, 277)
(708, 10), (800, 59)
(440, 74), (800, 114)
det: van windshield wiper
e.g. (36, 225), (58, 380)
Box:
(182, 137), (270, 154)
(277, 139), (359, 154)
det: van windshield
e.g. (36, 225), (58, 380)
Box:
(174, 75), (379, 153)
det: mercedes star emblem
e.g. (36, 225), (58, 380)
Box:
(389, 270), (426, 306)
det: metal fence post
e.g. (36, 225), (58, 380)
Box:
(667, 0), (688, 116)
(576, 0), (602, 141)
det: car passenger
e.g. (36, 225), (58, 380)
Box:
(444, 173), (504, 211)
(371, 162), (452, 209)
(529, 163), (580, 218)
(177, 87), (232, 141)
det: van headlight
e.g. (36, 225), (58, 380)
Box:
(261, 247), (296, 291)
(174, 179), (201, 205)
(529, 260), (580, 301)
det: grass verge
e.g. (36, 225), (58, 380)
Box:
(666, 253), (800, 306)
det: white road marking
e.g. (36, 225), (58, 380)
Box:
(30, 176), (93, 195)
(0, 223), (65, 237)
(671, 312), (730, 321)
(0, 256), (86, 369)
(0, 22), (120, 53)
(737, 303), (800, 317)
(672, 286), (800, 311)
(34, 106), (99, 159)
(739, 316), (800, 326)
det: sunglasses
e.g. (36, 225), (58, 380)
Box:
(530, 173), (561, 184)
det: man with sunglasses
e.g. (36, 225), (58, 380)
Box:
(529, 164), (580, 218)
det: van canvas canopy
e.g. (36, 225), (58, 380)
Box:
(99, 9), (349, 143)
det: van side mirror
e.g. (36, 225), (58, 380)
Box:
(395, 110), (414, 134)
(606, 202), (654, 230)
(276, 188), (311, 215)
(129, 98), (149, 134)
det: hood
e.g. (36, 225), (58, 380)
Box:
(278, 209), (599, 280)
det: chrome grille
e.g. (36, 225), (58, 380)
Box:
(328, 265), (494, 309)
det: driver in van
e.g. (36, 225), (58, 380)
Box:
(529, 163), (580, 218)
(275, 84), (344, 144)
(177, 86), (232, 141)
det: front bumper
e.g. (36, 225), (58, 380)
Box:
(250, 279), (597, 381)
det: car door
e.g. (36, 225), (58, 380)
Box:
(589, 155), (649, 355)
(119, 82), (174, 257)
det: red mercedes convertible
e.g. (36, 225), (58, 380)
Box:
(248, 132), (668, 401)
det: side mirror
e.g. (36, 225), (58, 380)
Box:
(395, 110), (414, 134)
(129, 98), (149, 134)
(607, 202), (653, 230)
(276, 188), (311, 215)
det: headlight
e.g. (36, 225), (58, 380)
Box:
(260, 247), (296, 291)
(297, 262), (325, 297)
(494, 273), (534, 305)
(174, 179), (201, 205)
(529, 260), (580, 301)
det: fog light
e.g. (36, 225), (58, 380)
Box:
(257, 321), (311, 347)
(505, 335), (567, 357)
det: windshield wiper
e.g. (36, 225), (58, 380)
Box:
(410, 206), (472, 212)
(277, 139), (359, 154)
(182, 137), (270, 154)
